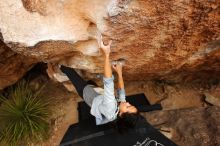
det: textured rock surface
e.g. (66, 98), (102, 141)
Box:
(143, 106), (220, 146)
(0, 0), (219, 88)
(0, 40), (35, 89)
(105, 0), (220, 81)
(204, 84), (220, 106)
(38, 79), (78, 146)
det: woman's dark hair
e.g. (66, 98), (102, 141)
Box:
(115, 112), (140, 134)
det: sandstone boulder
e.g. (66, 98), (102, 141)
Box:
(0, 0), (219, 89)
(0, 40), (35, 89)
(143, 106), (220, 146)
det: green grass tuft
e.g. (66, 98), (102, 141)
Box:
(0, 80), (50, 146)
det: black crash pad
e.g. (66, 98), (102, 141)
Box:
(60, 93), (177, 146)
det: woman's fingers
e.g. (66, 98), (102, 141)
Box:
(112, 63), (123, 73)
(100, 35), (112, 48)
(100, 35), (103, 47)
(108, 40), (112, 47)
(112, 64), (117, 70)
(100, 35), (112, 55)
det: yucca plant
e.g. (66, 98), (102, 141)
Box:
(0, 80), (50, 146)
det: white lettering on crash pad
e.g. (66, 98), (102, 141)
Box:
(134, 137), (164, 146)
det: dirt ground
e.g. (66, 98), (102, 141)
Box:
(29, 79), (80, 146)
(142, 106), (220, 146)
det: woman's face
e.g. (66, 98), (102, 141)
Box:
(119, 102), (137, 116)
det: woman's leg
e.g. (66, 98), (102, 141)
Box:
(83, 85), (101, 106)
(60, 65), (87, 98)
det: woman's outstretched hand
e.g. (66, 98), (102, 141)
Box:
(112, 63), (123, 76)
(100, 35), (112, 56)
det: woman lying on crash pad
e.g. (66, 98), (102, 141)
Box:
(59, 37), (161, 133)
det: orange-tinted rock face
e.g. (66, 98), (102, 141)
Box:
(105, 0), (220, 81)
(0, 0), (219, 89)
(0, 41), (35, 89)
